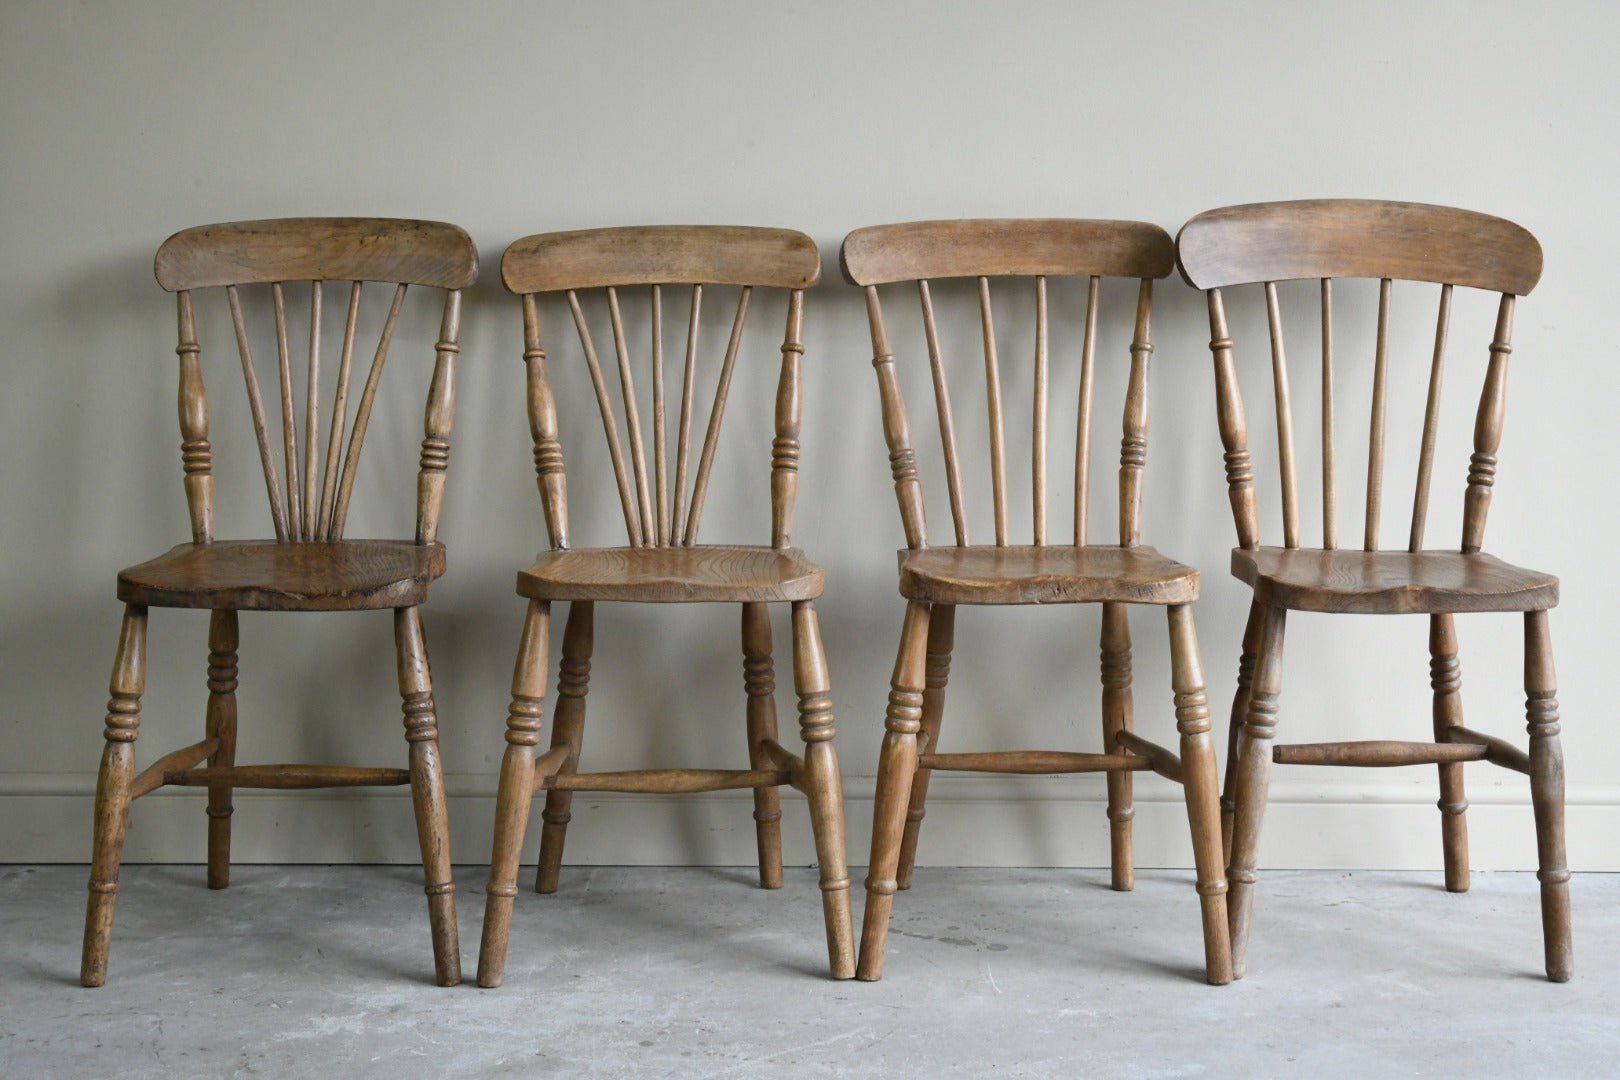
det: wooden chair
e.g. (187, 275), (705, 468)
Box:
(81, 218), (476, 987)
(845, 220), (1233, 985)
(476, 226), (855, 987)
(1176, 198), (1569, 981)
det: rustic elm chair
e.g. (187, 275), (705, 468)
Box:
(475, 226), (854, 987)
(81, 218), (476, 987)
(844, 220), (1232, 985)
(1175, 199), (1569, 981)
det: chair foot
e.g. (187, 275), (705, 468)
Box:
(205, 609), (239, 890)
(1101, 602), (1135, 893)
(792, 601), (854, 978)
(537, 602), (593, 895)
(743, 603), (784, 890)
(1225, 606), (1285, 980)
(1524, 611), (1572, 982)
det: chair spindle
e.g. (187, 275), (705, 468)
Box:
(568, 289), (642, 546)
(330, 283), (407, 541)
(272, 282), (302, 539)
(651, 285), (668, 547)
(1073, 275), (1100, 546)
(1264, 282), (1300, 549)
(523, 294), (569, 550)
(1032, 276), (1048, 545)
(1321, 279), (1336, 549)
(977, 277), (1008, 546)
(867, 286), (927, 549)
(1118, 279), (1152, 547)
(1206, 288), (1259, 549)
(607, 287), (656, 545)
(771, 290), (805, 549)
(684, 285), (751, 545)
(416, 289), (460, 545)
(671, 285), (702, 545)
(176, 291), (213, 544)
(302, 281), (322, 540)
(1462, 294), (1516, 554)
(317, 282), (363, 540)
(1409, 284), (1453, 552)
(1365, 278), (1392, 550)
(918, 280), (967, 545)
(226, 284), (289, 542)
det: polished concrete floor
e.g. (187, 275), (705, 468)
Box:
(1, 864), (1614, 1078)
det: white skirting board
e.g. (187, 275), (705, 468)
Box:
(5, 772), (1616, 870)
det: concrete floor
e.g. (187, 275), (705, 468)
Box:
(0, 865), (1614, 1078)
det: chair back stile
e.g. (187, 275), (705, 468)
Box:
(840, 219), (1176, 554)
(1175, 199), (1542, 556)
(501, 226), (821, 553)
(153, 218), (478, 547)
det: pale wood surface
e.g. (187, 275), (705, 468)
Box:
(156, 218), (477, 291)
(518, 546), (823, 603)
(502, 225), (819, 293)
(1230, 547), (1557, 615)
(841, 219), (1173, 285)
(898, 545), (1198, 606)
(117, 540), (444, 611)
(1175, 199), (1542, 293)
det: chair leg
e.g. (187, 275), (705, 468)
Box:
(742, 602), (784, 890)
(205, 609), (239, 890)
(536, 601), (594, 894)
(1226, 604), (1285, 980)
(896, 603), (955, 891)
(1221, 601), (1263, 866)
(1430, 613), (1470, 893)
(791, 600), (855, 979)
(394, 606), (460, 987)
(478, 599), (551, 989)
(1524, 610), (1572, 982)
(1167, 604), (1234, 985)
(81, 603), (148, 987)
(856, 600), (930, 982)
(1100, 602), (1135, 892)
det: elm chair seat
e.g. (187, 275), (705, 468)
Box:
(517, 545), (823, 603)
(898, 544), (1199, 606)
(1229, 547), (1558, 616)
(117, 540), (446, 611)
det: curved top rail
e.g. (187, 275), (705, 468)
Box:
(1175, 199), (1541, 294)
(502, 225), (821, 294)
(840, 219), (1174, 286)
(155, 218), (478, 291)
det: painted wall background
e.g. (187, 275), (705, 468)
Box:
(2, 0), (1616, 873)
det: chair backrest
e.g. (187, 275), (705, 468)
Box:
(501, 225), (821, 551)
(154, 217), (478, 545)
(841, 218), (1176, 550)
(1176, 199), (1542, 554)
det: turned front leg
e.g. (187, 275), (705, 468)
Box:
(857, 600), (930, 981)
(1430, 613), (1470, 892)
(1100, 602), (1135, 891)
(897, 603), (955, 890)
(205, 609), (239, 889)
(395, 606), (460, 987)
(1167, 604), (1233, 985)
(478, 599), (551, 989)
(537, 601), (593, 894)
(792, 600), (854, 978)
(1524, 610), (1571, 982)
(82, 603), (148, 987)
(1222, 601), (1263, 864)
(1226, 605), (1285, 980)
(742, 602), (784, 889)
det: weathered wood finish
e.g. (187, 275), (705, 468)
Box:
(1178, 199), (1567, 982)
(847, 219), (1229, 986)
(481, 226), (853, 984)
(83, 219), (476, 988)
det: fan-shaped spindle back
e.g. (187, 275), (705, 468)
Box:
(501, 225), (822, 552)
(840, 218), (1177, 553)
(155, 218), (478, 546)
(1175, 199), (1542, 556)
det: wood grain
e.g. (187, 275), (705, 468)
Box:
(1230, 547), (1557, 615)
(898, 545), (1198, 606)
(1176, 200), (1542, 293)
(517, 545), (823, 603)
(503, 225), (819, 293)
(841, 219), (1174, 285)
(156, 218), (477, 291)
(117, 540), (445, 611)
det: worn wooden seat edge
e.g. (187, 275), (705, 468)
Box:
(897, 545), (1199, 605)
(1230, 547), (1559, 614)
(115, 540), (446, 610)
(515, 545), (825, 603)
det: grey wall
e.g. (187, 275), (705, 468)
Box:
(3, 0), (1615, 870)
